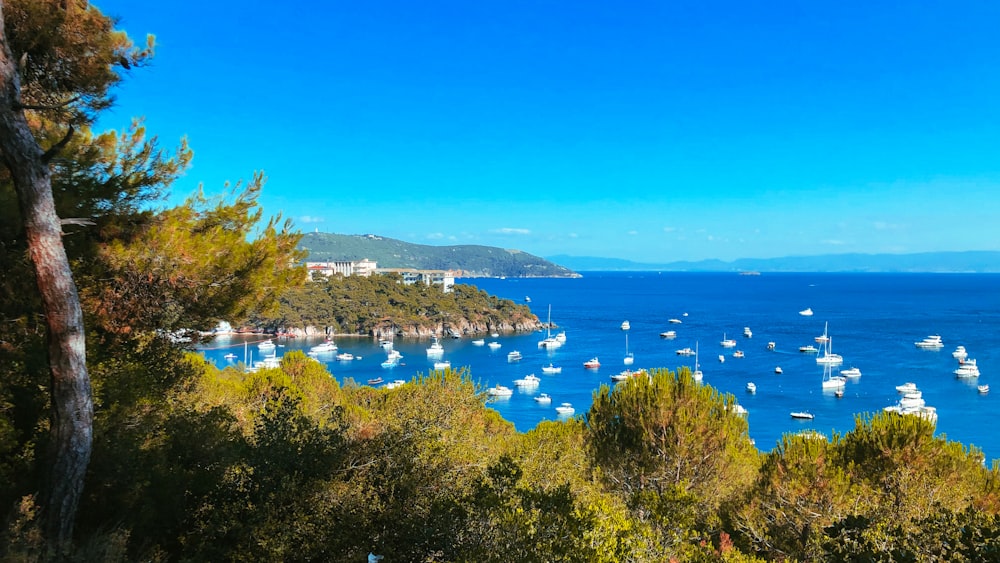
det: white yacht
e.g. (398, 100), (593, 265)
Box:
(308, 339), (336, 354)
(790, 411), (814, 419)
(487, 341), (502, 350)
(432, 360), (451, 370)
(676, 347), (695, 356)
(799, 308), (814, 316)
(720, 333), (737, 348)
(472, 339), (486, 346)
(955, 359), (980, 378)
(555, 403), (575, 415)
(896, 382), (919, 393)
(620, 320), (631, 331)
(258, 339), (277, 352)
(952, 345), (968, 360)
(514, 374), (540, 387)
(743, 326), (753, 338)
(915, 335), (944, 349)
(534, 393), (552, 404)
(335, 352), (355, 361)
(507, 350), (522, 362)
(799, 345), (819, 353)
(840, 367), (862, 378)
(660, 330), (677, 339)
(541, 363), (562, 375)
(746, 382), (757, 394)
(486, 384), (513, 397)
(426, 337), (445, 357)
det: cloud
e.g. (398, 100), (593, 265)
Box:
(662, 226), (677, 233)
(821, 239), (846, 246)
(426, 232), (445, 240)
(299, 215), (325, 223)
(491, 228), (531, 235)
(873, 221), (901, 230)
(627, 230), (638, 236)
(568, 232), (578, 238)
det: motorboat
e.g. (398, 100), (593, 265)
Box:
(676, 347), (695, 356)
(952, 345), (968, 360)
(534, 393), (552, 404)
(718, 355), (725, 363)
(490, 332), (500, 338)
(799, 345), (818, 353)
(767, 341), (776, 351)
(486, 385), (513, 397)
(774, 366), (782, 374)
(790, 411), (814, 420)
(472, 339), (486, 346)
(432, 360), (451, 370)
(730, 403), (749, 416)
(840, 367), (862, 378)
(487, 341), (502, 350)
(896, 382), (919, 393)
(914, 335), (944, 349)
(335, 352), (355, 361)
(554, 331), (567, 343)
(583, 357), (601, 369)
(899, 392), (926, 408)
(514, 374), (540, 387)
(258, 339), (277, 352)
(610, 371), (631, 382)
(426, 337), (445, 357)
(835, 388), (844, 398)
(385, 379), (406, 389)
(223, 353), (237, 360)
(660, 330), (677, 339)
(308, 339), (336, 354)
(884, 404), (938, 423)
(743, 327), (752, 338)
(720, 333), (736, 348)
(507, 350), (522, 362)
(387, 349), (403, 360)
(380, 359), (398, 368)
(746, 382), (756, 394)
(668, 318), (682, 324)
(955, 359), (980, 378)
(541, 363), (562, 374)
(979, 384), (990, 394)
(367, 377), (383, 386)
(621, 320), (630, 331)
(799, 308), (814, 316)
(555, 402), (575, 415)
(733, 350), (745, 358)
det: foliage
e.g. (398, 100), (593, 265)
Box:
(299, 232), (579, 278)
(256, 273), (538, 336)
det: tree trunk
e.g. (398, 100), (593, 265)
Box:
(0, 6), (93, 547)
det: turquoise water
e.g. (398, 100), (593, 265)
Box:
(201, 272), (1000, 461)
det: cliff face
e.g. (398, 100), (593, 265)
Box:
(278, 316), (543, 339)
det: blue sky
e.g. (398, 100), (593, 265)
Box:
(93, 1), (1000, 262)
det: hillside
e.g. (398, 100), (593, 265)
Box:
(548, 250), (1000, 273)
(300, 232), (579, 278)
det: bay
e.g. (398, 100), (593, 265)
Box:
(200, 272), (1000, 461)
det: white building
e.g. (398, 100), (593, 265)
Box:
(306, 259), (377, 278)
(378, 268), (456, 292)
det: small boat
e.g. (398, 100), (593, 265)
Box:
(799, 345), (818, 353)
(524, 296), (531, 303)
(746, 382), (756, 394)
(258, 339), (277, 352)
(514, 374), (540, 387)
(840, 367), (862, 378)
(660, 330), (677, 339)
(623, 332), (634, 365)
(953, 345), (968, 360)
(790, 411), (814, 420)
(718, 355), (725, 363)
(223, 353), (237, 360)
(433, 360), (451, 370)
(621, 320), (630, 331)
(486, 384), (513, 397)
(799, 308), (814, 316)
(676, 347), (695, 356)
(610, 371), (631, 382)
(542, 363), (562, 374)
(380, 359), (398, 368)
(488, 341), (502, 350)
(730, 403), (748, 416)
(583, 357), (601, 369)
(335, 352), (355, 361)
(472, 339), (486, 346)
(733, 350), (745, 358)
(767, 341), (776, 351)
(979, 384), (990, 394)
(555, 402), (575, 415)
(385, 379), (406, 389)
(720, 333), (736, 348)
(554, 331), (567, 343)
(668, 318), (682, 324)
(914, 335), (944, 349)
(308, 339), (336, 354)
(896, 382), (919, 393)
(835, 388), (844, 398)
(534, 393), (552, 404)
(367, 377), (383, 385)
(426, 337), (445, 357)
(743, 326), (752, 338)
(692, 342), (703, 382)
(774, 366), (782, 374)
(507, 350), (522, 362)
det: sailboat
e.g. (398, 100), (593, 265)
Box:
(538, 305), (562, 349)
(816, 334), (843, 365)
(623, 331), (634, 365)
(821, 359), (847, 390)
(692, 341), (703, 382)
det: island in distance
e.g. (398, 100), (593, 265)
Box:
(299, 232), (580, 278)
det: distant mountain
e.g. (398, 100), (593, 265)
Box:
(548, 251), (1000, 273)
(300, 233), (579, 278)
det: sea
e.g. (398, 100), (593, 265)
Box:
(199, 272), (1000, 462)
